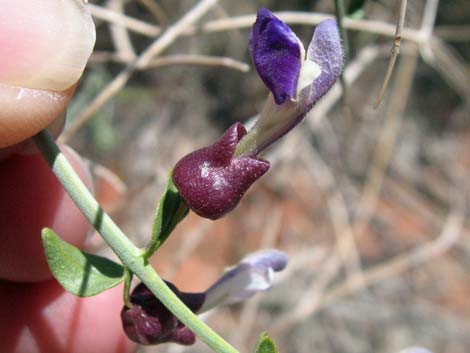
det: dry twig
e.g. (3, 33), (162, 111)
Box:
(373, 0), (408, 109)
(270, 195), (465, 335)
(299, 139), (364, 290)
(90, 53), (250, 72)
(87, 8), (428, 44)
(106, 0), (136, 61)
(356, 46), (419, 235)
(136, 0), (168, 26)
(87, 2), (161, 37)
(60, 0), (219, 143)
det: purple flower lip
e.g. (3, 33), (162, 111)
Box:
(249, 8), (302, 104)
(172, 122), (270, 220)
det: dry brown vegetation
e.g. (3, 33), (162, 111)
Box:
(68, 1), (469, 352)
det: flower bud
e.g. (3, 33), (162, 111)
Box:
(172, 122), (270, 220)
(121, 282), (205, 345)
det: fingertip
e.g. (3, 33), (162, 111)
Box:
(0, 0), (96, 148)
(0, 84), (75, 148)
(0, 0), (95, 91)
(0, 110), (67, 160)
(0, 280), (136, 353)
(0, 145), (92, 282)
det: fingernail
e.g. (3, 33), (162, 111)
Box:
(0, 110), (66, 160)
(0, 0), (95, 91)
(0, 83), (75, 147)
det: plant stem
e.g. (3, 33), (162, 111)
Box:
(333, 0), (352, 123)
(123, 268), (133, 308)
(333, 0), (349, 61)
(33, 130), (238, 353)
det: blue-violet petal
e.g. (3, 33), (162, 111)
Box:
(249, 8), (302, 104)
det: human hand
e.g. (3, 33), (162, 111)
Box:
(0, 1), (135, 352)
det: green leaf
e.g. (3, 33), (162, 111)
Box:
(42, 228), (125, 297)
(145, 171), (189, 258)
(254, 332), (279, 353)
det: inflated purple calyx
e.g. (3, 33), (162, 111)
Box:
(121, 282), (205, 346)
(172, 122), (270, 220)
(249, 8), (302, 104)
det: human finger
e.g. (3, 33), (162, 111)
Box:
(0, 280), (136, 353)
(0, 145), (92, 282)
(0, 0), (95, 148)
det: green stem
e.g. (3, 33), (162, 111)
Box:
(333, 0), (349, 63)
(334, 0), (352, 126)
(33, 130), (238, 353)
(123, 268), (133, 308)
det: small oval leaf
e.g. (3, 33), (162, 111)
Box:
(42, 228), (125, 297)
(254, 332), (279, 353)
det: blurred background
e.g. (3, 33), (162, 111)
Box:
(64, 0), (469, 352)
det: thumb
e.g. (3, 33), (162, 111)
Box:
(0, 0), (95, 147)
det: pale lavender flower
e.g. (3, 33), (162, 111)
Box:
(200, 249), (288, 311)
(399, 348), (433, 353)
(121, 249), (288, 345)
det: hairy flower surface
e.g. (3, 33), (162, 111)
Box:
(173, 8), (342, 220)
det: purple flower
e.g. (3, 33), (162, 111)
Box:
(173, 9), (342, 220)
(236, 9), (343, 156)
(172, 122), (270, 220)
(121, 250), (288, 345)
(249, 8), (303, 105)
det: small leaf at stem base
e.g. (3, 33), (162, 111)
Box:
(254, 332), (279, 353)
(146, 171), (189, 257)
(42, 228), (125, 297)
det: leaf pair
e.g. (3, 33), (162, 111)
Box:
(42, 173), (187, 297)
